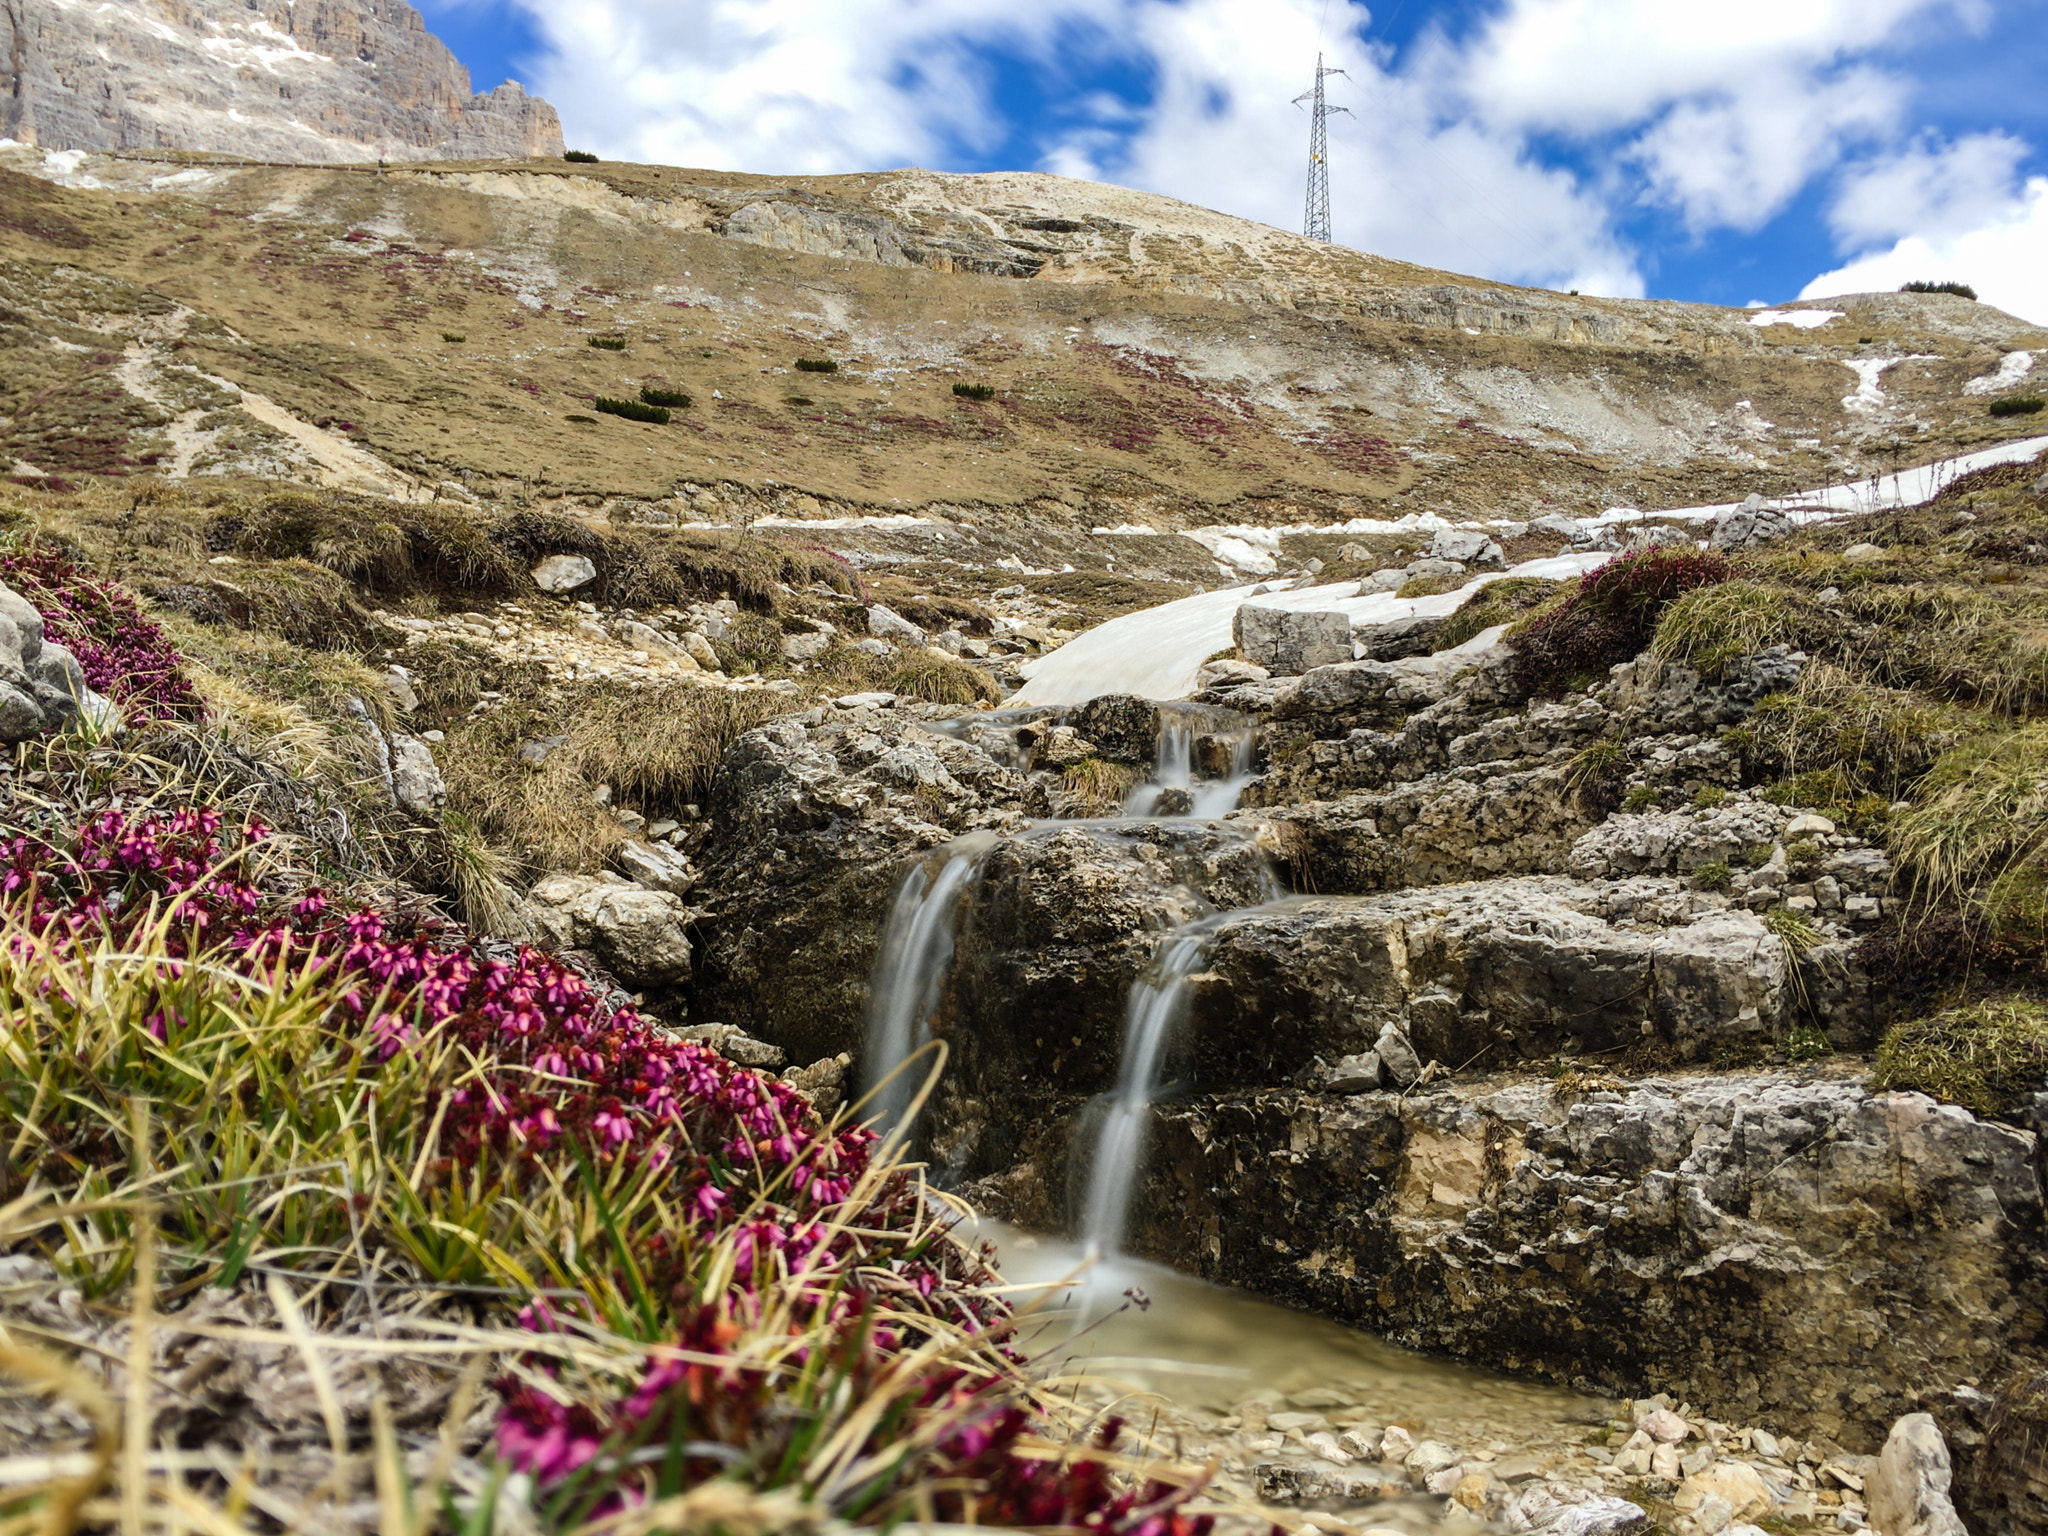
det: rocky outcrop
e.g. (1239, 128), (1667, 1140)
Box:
(0, 578), (100, 741)
(2, 0), (563, 162)
(975, 1070), (2046, 1457)
(1869, 1414), (1968, 1536)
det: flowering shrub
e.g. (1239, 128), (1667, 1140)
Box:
(1509, 546), (1730, 696)
(5, 804), (1214, 1529)
(0, 544), (201, 725)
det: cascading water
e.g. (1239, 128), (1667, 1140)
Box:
(1078, 918), (1220, 1259)
(1123, 706), (1258, 819)
(862, 835), (995, 1135)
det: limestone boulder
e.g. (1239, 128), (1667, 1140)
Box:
(520, 873), (693, 989)
(866, 604), (927, 647)
(1234, 606), (1353, 675)
(1430, 528), (1505, 568)
(532, 554), (597, 593)
(388, 735), (446, 813)
(1187, 876), (1784, 1081)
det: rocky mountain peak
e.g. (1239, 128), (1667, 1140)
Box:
(1, 0), (563, 162)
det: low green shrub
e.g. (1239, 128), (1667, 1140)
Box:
(795, 357), (839, 373)
(587, 335), (628, 351)
(1900, 280), (1976, 299)
(953, 382), (996, 400)
(1622, 785), (1660, 810)
(563, 149), (599, 163)
(441, 332), (465, 343)
(1875, 997), (2048, 1117)
(1990, 396), (2046, 417)
(1694, 784), (1728, 808)
(640, 386), (692, 408)
(1784, 1023), (1832, 1061)
(594, 395), (669, 424)
(1693, 860), (1732, 891)
(1433, 575), (1561, 650)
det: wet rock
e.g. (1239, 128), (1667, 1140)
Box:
(532, 554), (597, 592)
(1067, 694), (1160, 763)
(1867, 1414), (1967, 1536)
(1234, 606), (1353, 675)
(520, 873), (693, 989)
(867, 604), (927, 646)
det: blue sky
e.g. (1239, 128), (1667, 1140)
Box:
(418, 0), (2048, 323)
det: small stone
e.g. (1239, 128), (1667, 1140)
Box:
(1338, 1428), (1376, 1460)
(389, 735), (445, 813)
(1424, 1466), (1464, 1496)
(1842, 542), (1886, 563)
(1639, 1407), (1689, 1443)
(867, 604), (927, 646)
(1305, 1431), (1349, 1464)
(680, 631), (722, 669)
(647, 820), (679, 839)
(1430, 527), (1505, 568)
(1380, 1425), (1416, 1463)
(1451, 1472), (1491, 1510)
(781, 631), (831, 661)
(1326, 1050), (1383, 1093)
(1677, 1462), (1773, 1521)
(1651, 1443), (1684, 1480)
(381, 665), (419, 712)
(1407, 1440), (1461, 1480)
(1751, 1430), (1782, 1461)
(533, 554), (597, 592)
(1374, 1023), (1423, 1087)
(1338, 542), (1371, 562)
(518, 734), (569, 768)
(617, 839), (694, 896)
(852, 637), (899, 659)
(835, 691), (897, 709)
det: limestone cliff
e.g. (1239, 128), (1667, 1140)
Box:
(1, 0), (562, 162)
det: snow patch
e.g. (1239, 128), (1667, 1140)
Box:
(1963, 351), (2035, 396)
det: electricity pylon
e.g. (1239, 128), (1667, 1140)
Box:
(1293, 53), (1351, 242)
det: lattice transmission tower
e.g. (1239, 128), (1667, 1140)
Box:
(1293, 53), (1351, 242)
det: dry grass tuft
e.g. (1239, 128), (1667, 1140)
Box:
(1874, 995), (2048, 1117)
(1890, 720), (2048, 923)
(1060, 756), (1140, 814)
(886, 651), (1000, 707)
(1434, 575), (1561, 650)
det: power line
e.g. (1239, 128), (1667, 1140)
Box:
(1293, 52), (1351, 242)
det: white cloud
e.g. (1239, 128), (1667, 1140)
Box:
(1801, 175), (2048, 326)
(1828, 130), (2033, 244)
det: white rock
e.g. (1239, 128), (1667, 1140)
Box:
(1431, 528), (1506, 568)
(1843, 542), (1887, 563)
(382, 665), (419, 713)
(1750, 1430), (1781, 1461)
(1338, 1428), (1376, 1459)
(389, 735), (446, 813)
(782, 631), (831, 661)
(1638, 1417), (1687, 1449)
(1651, 1443), (1683, 1480)
(1306, 1431), (1349, 1464)
(617, 839), (694, 896)
(1676, 1462), (1772, 1520)
(1379, 1425), (1416, 1463)
(520, 874), (692, 988)
(1407, 1440), (1462, 1479)
(867, 604), (927, 646)
(1866, 1413), (1967, 1536)
(1506, 1482), (1652, 1533)
(533, 554), (597, 592)
(835, 691), (897, 709)
(1784, 813), (1836, 837)
(1196, 658), (1272, 689)
(681, 631), (722, 669)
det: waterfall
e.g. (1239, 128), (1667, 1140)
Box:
(1078, 921), (1217, 1258)
(862, 837), (993, 1135)
(1124, 706), (1257, 819)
